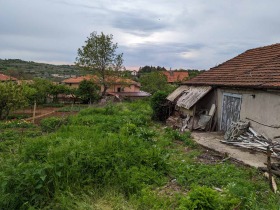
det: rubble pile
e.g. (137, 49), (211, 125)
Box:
(221, 121), (280, 158)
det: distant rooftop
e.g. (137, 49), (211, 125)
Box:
(0, 73), (17, 81)
(162, 71), (189, 83)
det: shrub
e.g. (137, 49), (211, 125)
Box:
(40, 117), (68, 132)
(165, 128), (196, 147)
(150, 91), (169, 121)
(178, 186), (239, 210)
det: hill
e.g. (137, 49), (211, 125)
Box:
(0, 59), (84, 81)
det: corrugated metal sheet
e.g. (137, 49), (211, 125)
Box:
(166, 85), (190, 102)
(176, 86), (212, 109)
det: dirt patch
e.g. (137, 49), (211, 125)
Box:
(33, 111), (78, 125)
(156, 179), (186, 196)
(196, 147), (225, 164)
(12, 106), (79, 125)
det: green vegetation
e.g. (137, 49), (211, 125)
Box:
(57, 105), (86, 112)
(151, 91), (170, 121)
(140, 71), (176, 94)
(0, 79), (71, 120)
(0, 82), (29, 119)
(0, 101), (279, 209)
(76, 80), (100, 104)
(40, 116), (68, 133)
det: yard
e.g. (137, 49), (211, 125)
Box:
(0, 100), (279, 209)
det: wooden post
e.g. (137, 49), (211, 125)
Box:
(190, 105), (196, 131)
(32, 100), (37, 123)
(267, 146), (273, 191)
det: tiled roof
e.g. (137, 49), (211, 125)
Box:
(184, 43), (280, 89)
(62, 75), (97, 84)
(62, 75), (140, 86)
(162, 71), (189, 83)
(0, 74), (17, 81)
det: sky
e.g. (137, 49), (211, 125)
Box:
(1, 0), (280, 70)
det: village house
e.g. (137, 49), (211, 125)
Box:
(0, 73), (17, 82)
(167, 43), (280, 141)
(62, 75), (150, 99)
(162, 71), (189, 84)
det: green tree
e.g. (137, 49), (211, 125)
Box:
(76, 80), (100, 104)
(49, 83), (69, 103)
(140, 71), (175, 94)
(29, 78), (52, 104)
(76, 32), (124, 97)
(0, 82), (28, 119)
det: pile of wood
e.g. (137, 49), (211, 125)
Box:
(221, 121), (280, 158)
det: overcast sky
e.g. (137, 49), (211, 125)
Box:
(1, 0), (280, 70)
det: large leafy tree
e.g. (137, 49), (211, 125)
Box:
(0, 82), (28, 119)
(76, 32), (124, 96)
(140, 71), (175, 94)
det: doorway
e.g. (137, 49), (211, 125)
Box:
(221, 93), (242, 131)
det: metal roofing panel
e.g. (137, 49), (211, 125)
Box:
(176, 86), (212, 109)
(166, 85), (190, 101)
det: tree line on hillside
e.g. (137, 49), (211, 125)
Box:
(0, 59), (83, 81)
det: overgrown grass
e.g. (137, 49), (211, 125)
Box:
(0, 100), (279, 209)
(57, 105), (87, 112)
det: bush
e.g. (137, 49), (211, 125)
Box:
(150, 91), (169, 121)
(40, 117), (67, 132)
(178, 186), (239, 210)
(165, 128), (196, 147)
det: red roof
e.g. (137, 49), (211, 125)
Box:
(62, 75), (97, 84)
(0, 74), (17, 81)
(185, 43), (280, 89)
(162, 71), (189, 83)
(62, 75), (140, 86)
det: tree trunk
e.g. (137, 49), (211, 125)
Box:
(102, 84), (108, 97)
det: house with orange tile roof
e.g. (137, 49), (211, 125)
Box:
(0, 73), (17, 82)
(62, 75), (150, 99)
(161, 71), (189, 83)
(167, 43), (280, 141)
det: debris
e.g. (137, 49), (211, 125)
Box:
(264, 172), (278, 193)
(220, 157), (231, 162)
(213, 187), (223, 192)
(221, 121), (280, 158)
(166, 104), (216, 132)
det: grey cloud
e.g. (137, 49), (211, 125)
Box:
(112, 13), (167, 35)
(1, 0), (280, 69)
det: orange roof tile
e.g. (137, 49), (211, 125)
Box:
(62, 75), (140, 86)
(0, 74), (17, 81)
(184, 43), (280, 89)
(162, 71), (189, 83)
